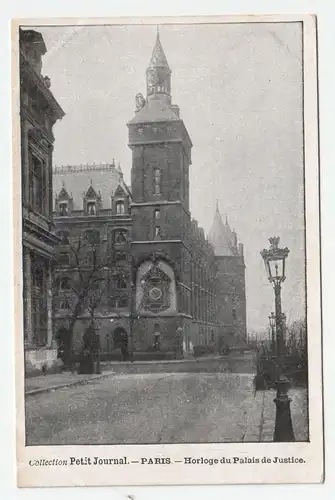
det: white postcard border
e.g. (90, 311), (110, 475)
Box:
(12, 13), (323, 487)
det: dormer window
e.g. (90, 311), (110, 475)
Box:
(59, 202), (68, 216)
(87, 201), (96, 216)
(116, 201), (125, 215)
(56, 185), (71, 217)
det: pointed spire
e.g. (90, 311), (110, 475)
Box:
(148, 28), (170, 70)
(208, 205), (237, 257)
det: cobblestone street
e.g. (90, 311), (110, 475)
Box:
(25, 371), (308, 445)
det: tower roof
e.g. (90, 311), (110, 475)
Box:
(147, 29), (170, 71)
(128, 96), (179, 125)
(208, 204), (238, 257)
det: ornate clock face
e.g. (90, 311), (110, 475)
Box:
(149, 287), (163, 301)
(141, 263), (172, 313)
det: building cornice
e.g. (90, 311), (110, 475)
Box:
(23, 232), (56, 259)
(20, 51), (65, 121)
(53, 215), (132, 225)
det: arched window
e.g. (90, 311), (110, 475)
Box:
(59, 277), (71, 290)
(154, 168), (161, 194)
(116, 201), (125, 214)
(59, 202), (68, 216)
(87, 201), (96, 215)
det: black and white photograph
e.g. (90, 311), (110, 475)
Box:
(13, 15), (323, 486)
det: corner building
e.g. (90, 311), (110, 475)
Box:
(20, 29), (65, 374)
(53, 32), (246, 359)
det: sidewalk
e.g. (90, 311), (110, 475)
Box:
(25, 369), (115, 396)
(25, 368), (309, 443)
(260, 387), (309, 441)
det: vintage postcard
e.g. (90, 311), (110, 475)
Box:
(12, 14), (323, 487)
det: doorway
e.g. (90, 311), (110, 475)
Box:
(113, 327), (129, 361)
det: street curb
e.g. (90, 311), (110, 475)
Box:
(243, 390), (265, 442)
(25, 371), (115, 397)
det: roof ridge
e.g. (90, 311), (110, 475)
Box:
(53, 162), (120, 175)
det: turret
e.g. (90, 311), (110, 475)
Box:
(146, 28), (171, 105)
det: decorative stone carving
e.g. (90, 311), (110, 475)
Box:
(43, 75), (51, 88)
(135, 93), (146, 112)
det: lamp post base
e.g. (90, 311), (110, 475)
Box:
(273, 376), (295, 442)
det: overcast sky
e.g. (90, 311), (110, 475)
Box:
(33, 22), (304, 332)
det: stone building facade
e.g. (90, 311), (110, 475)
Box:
(20, 29), (65, 374)
(208, 204), (247, 346)
(52, 31), (246, 360)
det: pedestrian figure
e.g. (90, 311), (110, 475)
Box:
(79, 325), (95, 374)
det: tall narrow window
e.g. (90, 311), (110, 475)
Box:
(116, 200), (125, 214)
(59, 202), (68, 216)
(154, 209), (160, 220)
(154, 168), (161, 194)
(87, 201), (96, 215)
(31, 156), (43, 213)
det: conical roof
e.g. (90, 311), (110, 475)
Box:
(208, 204), (237, 257)
(147, 30), (170, 70)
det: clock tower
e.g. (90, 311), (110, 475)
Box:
(127, 29), (193, 356)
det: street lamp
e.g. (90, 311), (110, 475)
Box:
(261, 237), (295, 442)
(268, 312), (276, 354)
(281, 313), (287, 347)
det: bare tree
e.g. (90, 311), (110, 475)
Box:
(286, 318), (307, 358)
(54, 231), (109, 353)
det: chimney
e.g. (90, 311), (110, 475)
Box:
(238, 243), (244, 257)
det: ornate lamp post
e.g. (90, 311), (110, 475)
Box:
(268, 312), (276, 354)
(261, 237), (295, 442)
(281, 313), (287, 348)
